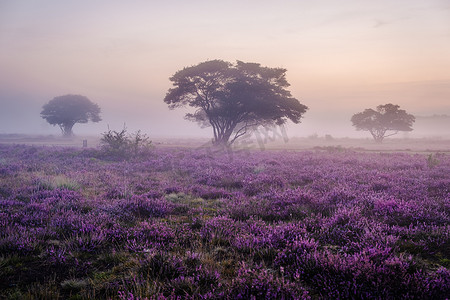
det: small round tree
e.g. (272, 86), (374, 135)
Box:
(41, 94), (102, 137)
(351, 103), (415, 143)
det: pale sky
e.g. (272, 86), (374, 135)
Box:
(1, 0), (449, 138)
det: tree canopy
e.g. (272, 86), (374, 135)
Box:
(164, 60), (308, 146)
(41, 94), (101, 137)
(351, 103), (415, 142)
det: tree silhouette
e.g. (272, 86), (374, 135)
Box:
(164, 60), (308, 146)
(41, 94), (101, 137)
(351, 103), (415, 142)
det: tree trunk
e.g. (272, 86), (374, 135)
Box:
(212, 135), (229, 147)
(212, 126), (236, 147)
(60, 123), (74, 137)
(374, 136), (384, 143)
(370, 129), (385, 143)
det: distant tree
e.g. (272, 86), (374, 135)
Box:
(351, 103), (415, 143)
(164, 60), (308, 146)
(41, 94), (101, 137)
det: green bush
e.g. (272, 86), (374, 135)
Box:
(100, 127), (152, 160)
(427, 153), (439, 168)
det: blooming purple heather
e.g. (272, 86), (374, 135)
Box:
(0, 144), (449, 299)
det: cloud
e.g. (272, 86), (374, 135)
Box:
(373, 19), (390, 28)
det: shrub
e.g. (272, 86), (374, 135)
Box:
(427, 153), (440, 168)
(100, 127), (152, 160)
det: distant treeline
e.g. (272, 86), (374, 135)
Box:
(415, 114), (450, 120)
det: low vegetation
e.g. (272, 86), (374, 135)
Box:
(100, 127), (153, 160)
(0, 144), (449, 299)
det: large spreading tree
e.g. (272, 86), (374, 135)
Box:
(164, 60), (308, 146)
(41, 94), (102, 137)
(351, 103), (415, 143)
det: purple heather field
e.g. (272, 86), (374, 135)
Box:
(0, 143), (449, 299)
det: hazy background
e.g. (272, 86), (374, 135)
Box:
(1, 0), (449, 139)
